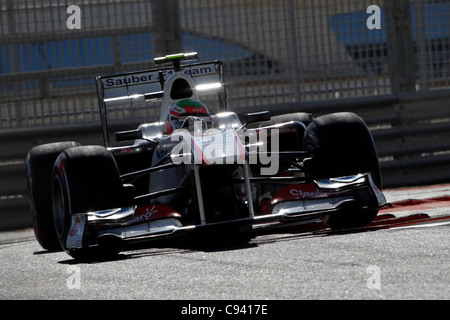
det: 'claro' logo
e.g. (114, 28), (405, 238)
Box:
(271, 183), (327, 204)
(289, 187), (324, 198)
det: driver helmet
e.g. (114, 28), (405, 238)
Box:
(165, 99), (211, 133)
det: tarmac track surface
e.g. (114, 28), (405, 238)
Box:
(0, 183), (449, 302)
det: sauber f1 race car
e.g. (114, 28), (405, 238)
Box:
(26, 53), (387, 260)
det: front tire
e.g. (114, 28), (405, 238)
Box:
(52, 145), (124, 258)
(303, 112), (381, 229)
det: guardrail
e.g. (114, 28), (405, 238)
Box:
(1, 90), (450, 230)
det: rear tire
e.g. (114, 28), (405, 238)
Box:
(303, 112), (381, 229)
(26, 141), (80, 251)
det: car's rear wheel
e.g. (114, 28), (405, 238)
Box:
(303, 112), (382, 229)
(26, 141), (80, 251)
(52, 145), (124, 259)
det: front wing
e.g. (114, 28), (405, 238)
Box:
(63, 173), (387, 251)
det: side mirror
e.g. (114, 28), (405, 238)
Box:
(115, 129), (143, 142)
(244, 111), (271, 125)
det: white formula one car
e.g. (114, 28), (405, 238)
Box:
(26, 53), (387, 259)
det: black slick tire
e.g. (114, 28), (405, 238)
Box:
(303, 112), (382, 229)
(52, 145), (124, 259)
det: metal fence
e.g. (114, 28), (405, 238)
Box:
(1, 0), (450, 130)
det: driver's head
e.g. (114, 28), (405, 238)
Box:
(165, 99), (211, 133)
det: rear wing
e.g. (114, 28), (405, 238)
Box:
(95, 59), (226, 146)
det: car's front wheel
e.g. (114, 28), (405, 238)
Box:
(52, 145), (124, 259)
(303, 112), (382, 229)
